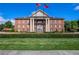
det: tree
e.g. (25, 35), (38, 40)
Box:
(77, 20), (79, 27)
(71, 21), (78, 29)
(64, 20), (78, 32)
(70, 20), (78, 32)
(0, 24), (4, 31)
(77, 20), (79, 31)
(4, 21), (13, 28)
(64, 21), (71, 32)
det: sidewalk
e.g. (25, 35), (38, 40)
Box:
(0, 50), (79, 55)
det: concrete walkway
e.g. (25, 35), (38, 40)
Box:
(0, 50), (79, 55)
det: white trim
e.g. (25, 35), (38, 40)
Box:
(32, 10), (48, 17)
(31, 17), (49, 20)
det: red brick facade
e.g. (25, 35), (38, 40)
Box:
(14, 20), (30, 32)
(50, 20), (64, 32)
(14, 10), (64, 32)
(14, 19), (64, 32)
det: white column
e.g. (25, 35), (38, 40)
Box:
(48, 18), (50, 32)
(45, 18), (50, 32)
(30, 18), (32, 32)
(46, 18), (48, 32)
(32, 18), (34, 32)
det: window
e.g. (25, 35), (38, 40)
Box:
(22, 21), (25, 24)
(23, 25), (25, 28)
(55, 25), (57, 28)
(18, 29), (20, 32)
(59, 21), (61, 24)
(50, 21), (53, 25)
(18, 21), (20, 24)
(59, 25), (61, 28)
(26, 20), (29, 25)
(55, 20), (56, 23)
(18, 25), (20, 28)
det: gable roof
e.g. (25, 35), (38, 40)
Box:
(32, 10), (49, 17)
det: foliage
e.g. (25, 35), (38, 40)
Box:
(77, 20), (79, 31)
(4, 21), (13, 28)
(0, 33), (79, 38)
(65, 20), (78, 32)
(71, 21), (78, 29)
(77, 20), (79, 27)
(64, 21), (71, 32)
(0, 24), (4, 31)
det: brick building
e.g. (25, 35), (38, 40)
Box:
(14, 10), (64, 32)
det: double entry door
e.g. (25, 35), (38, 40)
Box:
(37, 24), (43, 32)
(35, 19), (45, 32)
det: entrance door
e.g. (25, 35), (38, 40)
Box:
(37, 25), (43, 32)
(35, 19), (45, 32)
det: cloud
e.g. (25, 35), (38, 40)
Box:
(0, 16), (5, 24)
(10, 19), (15, 25)
(32, 11), (36, 14)
(0, 16), (4, 21)
(0, 16), (15, 25)
(74, 6), (79, 11)
(4, 19), (15, 25)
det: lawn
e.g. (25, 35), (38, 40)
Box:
(0, 38), (79, 50)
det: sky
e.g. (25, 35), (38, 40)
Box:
(0, 3), (79, 23)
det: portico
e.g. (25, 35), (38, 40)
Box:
(30, 18), (50, 32)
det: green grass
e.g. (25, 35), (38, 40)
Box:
(0, 38), (79, 50)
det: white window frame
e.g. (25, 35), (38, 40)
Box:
(18, 21), (20, 24)
(18, 25), (20, 28)
(22, 21), (25, 24)
(55, 20), (56, 23)
(55, 25), (57, 28)
(23, 25), (25, 28)
(59, 21), (61, 24)
(59, 25), (61, 28)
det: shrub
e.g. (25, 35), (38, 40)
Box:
(0, 33), (79, 38)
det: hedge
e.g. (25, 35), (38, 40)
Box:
(0, 33), (79, 38)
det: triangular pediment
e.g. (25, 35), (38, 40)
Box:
(32, 10), (48, 17)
